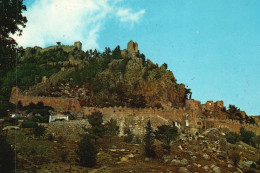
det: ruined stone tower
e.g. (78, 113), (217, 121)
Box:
(127, 40), (138, 54)
(121, 40), (139, 57)
(74, 41), (82, 50)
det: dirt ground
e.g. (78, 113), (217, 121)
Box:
(5, 123), (260, 173)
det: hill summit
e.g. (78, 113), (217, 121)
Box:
(9, 40), (186, 109)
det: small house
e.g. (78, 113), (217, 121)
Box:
(49, 113), (68, 123)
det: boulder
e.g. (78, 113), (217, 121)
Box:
(170, 158), (188, 166)
(170, 159), (182, 166)
(242, 160), (254, 167)
(203, 153), (210, 160)
(203, 128), (221, 141)
(191, 156), (197, 161)
(212, 166), (221, 173)
(179, 167), (190, 173)
(180, 159), (189, 166)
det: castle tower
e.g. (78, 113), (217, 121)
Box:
(10, 87), (20, 104)
(127, 40), (139, 54)
(74, 41), (82, 50)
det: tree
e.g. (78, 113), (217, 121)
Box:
(230, 151), (241, 167)
(104, 118), (119, 142)
(226, 132), (240, 144)
(144, 120), (156, 158)
(33, 124), (46, 138)
(240, 128), (256, 147)
(112, 45), (122, 59)
(155, 125), (179, 154)
(123, 127), (133, 143)
(162, 63), (168, 69)
(86, 111), (105, 144)
(0, 0), (27, 73)
(0, 132), (15, 172)
(75, 135), (97, 167)
(185, 87), (192, 100)
(103, 47), (111, 56)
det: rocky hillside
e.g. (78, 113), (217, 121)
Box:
(2, 41), (187, 109)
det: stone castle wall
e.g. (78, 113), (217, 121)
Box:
(10, 87), (81, 112)
(10, 87), (259, 135)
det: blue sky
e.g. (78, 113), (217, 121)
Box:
(20, 0), (260, 115)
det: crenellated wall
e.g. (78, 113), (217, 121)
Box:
(10, 87), (259, 135)
(10, 87), (81, 112)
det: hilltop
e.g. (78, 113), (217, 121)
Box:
(4, 40), (186, 109)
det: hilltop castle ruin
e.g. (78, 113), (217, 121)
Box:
(10, 40), (259, 136)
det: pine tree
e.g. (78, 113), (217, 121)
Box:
(86, 111), (105, 144)
(155, 125), (179, 154)
(144, 120), (156, 158)
(75, 135), (97, 167)
(0, 133), (15, 172)
(104, 118), (119, 142)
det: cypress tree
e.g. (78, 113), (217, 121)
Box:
(144, 120), (156, 157)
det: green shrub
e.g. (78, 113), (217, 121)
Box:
(240, 128), (257, 147)
(86, 111), (105, 144)
(33, 125), (45, 138)
(0, 134), (15, 172)
(124, 127), (133, 143)
(155, 125), (179, 154)
(250, 163), (256, 169)
(104, 118), (119, 141)
(144, 120), (156, 158)
(75, 135), (97, 167)
(47, 134), (54, 141)
(60, 150), (68, 162)
(22, 120), (37, 128)
(230, 151), (241, 166)
(226, 132), (240, 144)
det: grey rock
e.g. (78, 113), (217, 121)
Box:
(242, 160), (254, 167)
(228, 164), (233, 168)
(203, 165), (209, 170)
(179, 167), (190, 173)
(212, 166), (221, 173)
(111, 145), (117, 149)
(203, 153), (210, 160)
(163, 155), (173, 163)
(144, 157), (150, 162)
(170, 159), (182, 166)
(191, 156), (197, 161)
(180, 159), (189, 166)
(236, 168), (243, 173)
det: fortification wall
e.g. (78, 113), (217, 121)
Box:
(82, 106), (186, 136)
(10, 87), (81, 112)
(10, 87), (259, 135)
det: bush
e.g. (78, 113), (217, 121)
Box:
(33, 125), (45, 138)
(155, 125), (179, 154)
(86, 111), (105, 144)
(226, 132), (240, 144)
(60, 150), (68, 162)
(47, 134), (54, 141)
(144, 120), (156, 158)
(0, 134), (15, 172)
(22, 119), (37, 128)
(250, 163), (256, 169)
(230, 151), (241, 166)
(57, 136), (64, 144)
(104, 118), (119, 141)
(124, 127), (133, 143)
(240, 128), (257, 147)
(75, 135), (97, 167)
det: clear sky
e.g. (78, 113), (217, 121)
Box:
(18, 0), (260, 115)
